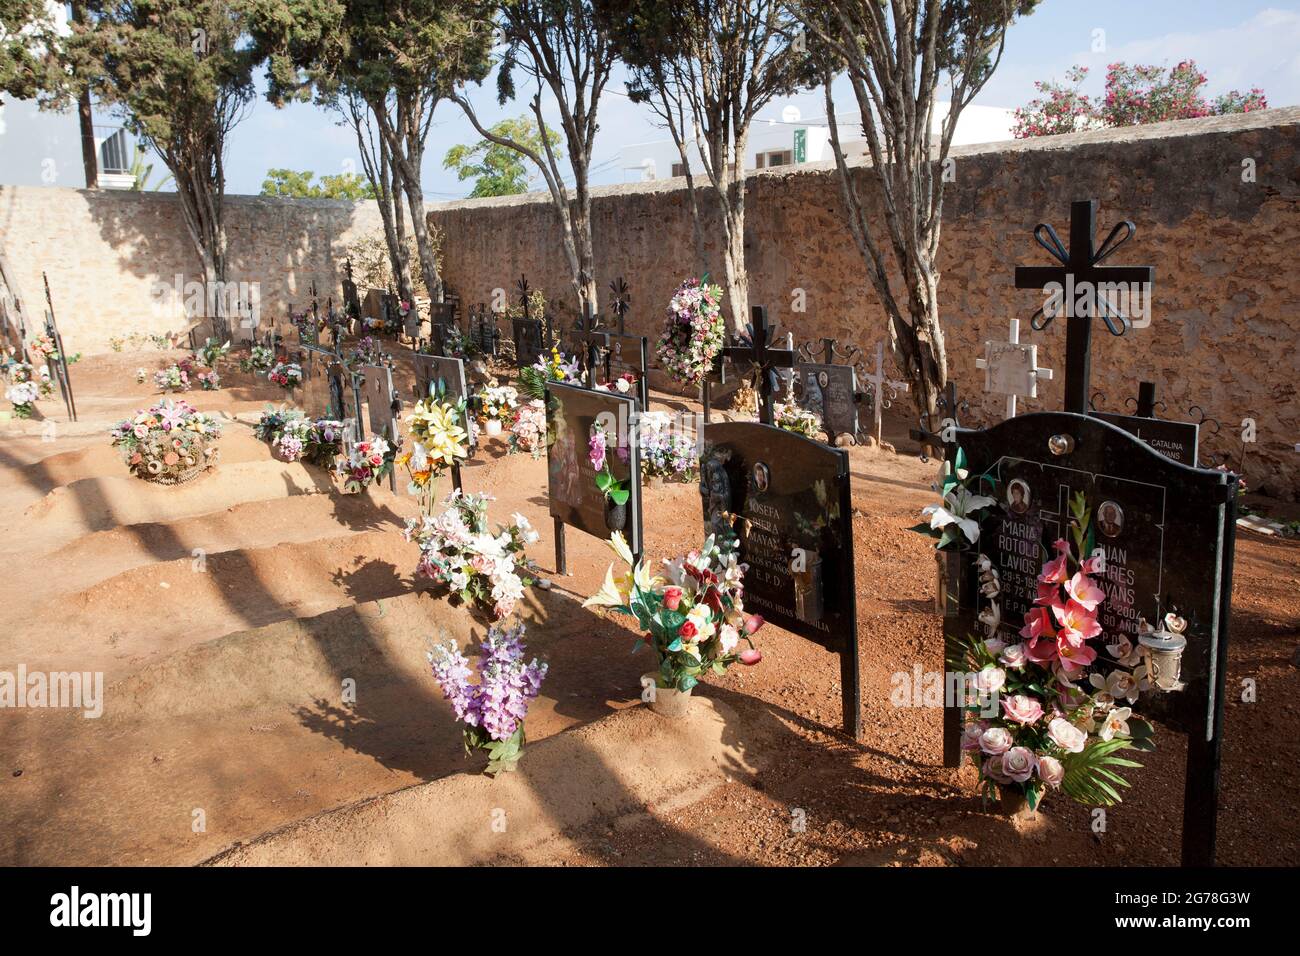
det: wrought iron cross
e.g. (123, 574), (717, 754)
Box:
(516, 275), (531, 319)
(798, 336), (860, 367)
(974, 318), (1053, 419)
(608, 277), (630, 335)
(720, 305), (796, 426)
(1014, 199), (1154, 414)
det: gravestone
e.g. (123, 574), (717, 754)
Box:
(328, 360), (365, 437)
(600, 332), (651, 410)
(301, 352), (331, 417)
(795, 363), (858, 444)
(512, 316), (546, 369)
(948, 411), (1236, 867)
(413, 352), (477, 453)
(362, 288), (386, 329)
(699, 421), (861, 738)
(1091, 381), (1199, 467)
(470, 306), (498, 356)
(545, 380), (644, 573)
(975, 318), (1053, 419)
(429, 302), (457, 352)
(362, 364), (400, 491)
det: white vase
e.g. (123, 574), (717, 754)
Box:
(643, 672), (693, 718)
(484, 419), (503, 437)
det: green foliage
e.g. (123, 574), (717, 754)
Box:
(443, 115), (560, 198)
(260, 168), (376, 199)
(0, 0), (66, 103)
(1060, 738), (1144, 807)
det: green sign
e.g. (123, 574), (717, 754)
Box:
(793, 128), (806, 164)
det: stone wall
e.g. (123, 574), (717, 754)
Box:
(428, 108), (1300, 498)
(0, 187), (384, 352)
(0, 109), (1296, 495)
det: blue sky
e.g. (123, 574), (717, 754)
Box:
(205, 2), (1300, 198)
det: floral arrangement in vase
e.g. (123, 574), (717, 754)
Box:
(109, 399), (222, 483)
(585, 532), (763, 706)
(404, 489), (541, 621)
(654, 277), (725, 388)
(6, 380), (39, 418)
(336, 435), (395, 492)
(508, 398), (546, 459)
(774, 401), (822, 439)
(476, 381), (519, 437)
(638, 410), (700, 482)
(589, 419), (631, 528)
(398, 388), (469, 505)
(348, 336), (384, 369)
(240, 344), (275, 373)
(196, 369), (221, 391)
(428, 622), (548, 775)
(268, 361), (303, 390)
(254, 406), (347, 467)
(955, 491), (1157, 813)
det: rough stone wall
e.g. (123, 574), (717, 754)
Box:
(0, 188), (384, 352)
(429, 108), (1300, 498)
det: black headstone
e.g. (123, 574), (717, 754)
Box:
(699, 421), (861, 737)
(513, 316), (546, 369)
(795, 363), (858, 443)
(413, 352), (477, 451)
(545, 381), (644, 558)
(950, 411), (1236, 866)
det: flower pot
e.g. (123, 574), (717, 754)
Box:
(997, 787), (1042, 818)
(643, 672), (693, 718)
(604, 497), (627, 531)
(484, 419), (503, 437)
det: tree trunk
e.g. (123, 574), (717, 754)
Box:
(70, 2), (97, 190)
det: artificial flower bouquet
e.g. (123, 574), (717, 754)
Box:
(428, 622), (548, 775)
(6, 380), (39, 418)
(518, 346), (580, 400)
(28, 332), (57, 363)
(589, 419), (631, 515)
(109, 399), (222, 483)
(774, 401), (822, 439)
(336, 435), (396, 492)
(268, 361), (303, 390)
(584, 532), (763, 695)
(240, 344), (275, 373)
(956, 491), (1156, 812)
(398, 389), (469, 504)
(654, 277), (725, 388)
(508, 398), (546, 458)
(255, 406), (348, 467)
(637, 410), (700, 482)
(348, 336), (383, 369)
(476, 382), (519, 426)
(194, 337), (230, 370)
(404, 489), (541, 621)
(913, 447), (998, 550)
(196, 369), (221, 391)
(154, 361), (192, 393)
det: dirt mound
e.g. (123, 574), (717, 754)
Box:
(205, 697), (749, 867)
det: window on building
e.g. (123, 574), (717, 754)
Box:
(99, 129), (131, 175)
(760, 149), (793, 168)
(671, 162), (686, 177)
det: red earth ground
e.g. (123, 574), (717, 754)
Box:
(0, 348), (1296, 866)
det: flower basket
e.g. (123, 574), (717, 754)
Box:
(655, 278), (725, 389)
(110, 399), (223, 484)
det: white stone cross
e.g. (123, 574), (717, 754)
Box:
(860, 341), (910, 444)
(975, 318), (1054, 419)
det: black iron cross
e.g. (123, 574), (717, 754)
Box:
(720, 305), (796, 426)
(798, 336), (860, 366)
(1014, 199), (1155, 414)
(609, 277), (631, 335)
(516, 275), (531, 319)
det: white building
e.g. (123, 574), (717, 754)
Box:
(620, 102), (1015, 183)
(0, 1), (137, 189)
